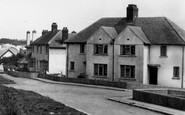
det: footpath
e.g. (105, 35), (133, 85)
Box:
(31, 77), (185, 115)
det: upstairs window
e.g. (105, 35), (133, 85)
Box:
(46, 46), (49, 55)
(94, 64), (107, 76)
(120, 65), (135, 78)
(80, 44), (85, 53)
(160, 46), (167, 57)
(94, 44), (108, 55)
(173, 66), (180, 78)
(120, 45), (135, 55)
(37, 46), (39, 54)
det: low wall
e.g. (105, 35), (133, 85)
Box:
(39, 75), (173, 89)
(41, 75), (127, 89)
(7, 72), (178, 90)
(7, 71), (38, 78)
(133, 89), (185, 111)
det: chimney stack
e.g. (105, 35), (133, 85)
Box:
(32, 30), (36, 42)
(42, 30), (48, 35)
(26, 31), (30, 46)
(51, 22), (58, 31)
(62, 27), (68, 42)
(126, 4), (138, 22)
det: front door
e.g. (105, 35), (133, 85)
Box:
(149, 66), (158, 85)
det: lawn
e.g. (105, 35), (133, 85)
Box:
(0, 75), (86, 115)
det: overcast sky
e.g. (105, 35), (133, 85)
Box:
(0, 0), (185, 40)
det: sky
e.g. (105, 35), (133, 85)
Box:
(0, 0), (185, 40)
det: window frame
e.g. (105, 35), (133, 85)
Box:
(173, 66), (180, 78)
(120, 45), (135, 56)
(120, 65), (135, 78)
(94, 44), (108, 55)
(80, 44), (85, 54)
(70, 61), (75, 71)
(94, 64), (107, 76)
(46, 46), (49, 55)
(160, 46), (167, 57)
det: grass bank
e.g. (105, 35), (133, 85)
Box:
(0, 75), (86, 115)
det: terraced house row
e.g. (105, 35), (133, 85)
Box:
(29, 4), (185, 88)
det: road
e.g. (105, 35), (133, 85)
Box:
(2, 74), (163, 115)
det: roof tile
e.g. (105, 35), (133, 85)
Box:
(65, 17), (185, 45)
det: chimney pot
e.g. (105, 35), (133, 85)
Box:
(42, 30), (48, 35)
(72, 31), (76, 33)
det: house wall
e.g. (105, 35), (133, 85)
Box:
(86, 44), (113, 81)
(67, 44), (86, 78)
(114, 44), (144, 83)
(49, 48), (66, 75)
(31, 45), (48, 71)
(149, 45), (184, 88)
(114, 28), (145, 83)
(86, 28), (113, 80)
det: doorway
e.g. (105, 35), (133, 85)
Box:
(149, 66), (158, 85)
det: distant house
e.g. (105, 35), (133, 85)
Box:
(65, 4), (185, 88)
(0, 47), (18, 59)
(31, 23), (76, 75)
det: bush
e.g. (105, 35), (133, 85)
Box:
(77, 73), (87, 79)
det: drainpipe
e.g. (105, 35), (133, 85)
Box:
(181, 46), (184, 88)
(66, 44), (69, 77)
(111, 39), (115, 82)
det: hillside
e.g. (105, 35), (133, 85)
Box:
(0, 38), (26, 45)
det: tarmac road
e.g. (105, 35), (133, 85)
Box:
(2, 74), (164, 115)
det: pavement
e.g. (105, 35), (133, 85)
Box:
(108, 97), (185, 115)
(30, 76), (185, 115)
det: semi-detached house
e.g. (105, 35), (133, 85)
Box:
(31, 23), (76, 75)
(65, 4), (185, 88)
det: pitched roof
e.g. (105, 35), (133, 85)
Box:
(31, 30), (76, 48)
(128, 26), (150, 44)
(49, 32), (76, 48)
(65, 17), (185, 45)
(0, 47), (18, 58)
(101, 26), (118, 39)
(31, 30), (59, 45)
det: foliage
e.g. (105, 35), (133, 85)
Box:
(0, 38), (26, 45)
(0, 53), (24, 67)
